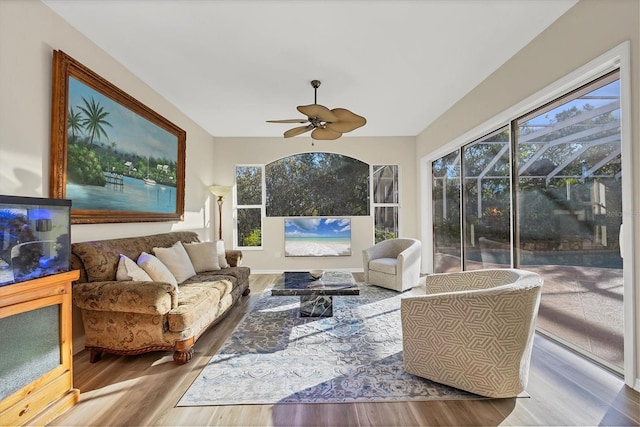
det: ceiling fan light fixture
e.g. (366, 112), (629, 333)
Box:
(267, 80), (366, 140)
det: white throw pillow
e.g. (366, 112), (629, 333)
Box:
(183, 241), (221, 273)
(152, 241), (197, 283)
(116, 254), (152, 282)
(216, 240), (229, 268)
(137, 252), (178, 286)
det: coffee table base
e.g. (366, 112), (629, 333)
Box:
(300, 295), (333, 317)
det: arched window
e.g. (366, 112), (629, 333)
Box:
(234, 153), (399, 249)
(265, 152), (369, 217)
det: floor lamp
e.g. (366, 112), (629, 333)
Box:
(209, 185), (231, 240)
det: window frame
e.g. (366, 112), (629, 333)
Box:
(371, 164), (400, 243)
(233, 164), (264, 251)
(421, 41), (635, 387)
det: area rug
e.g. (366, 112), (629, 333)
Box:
(177, 283), (481, 406)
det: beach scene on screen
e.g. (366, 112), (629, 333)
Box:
(285, 218), (351, 257)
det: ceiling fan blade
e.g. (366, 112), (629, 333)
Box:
(297, 104), (338, 122)
(325, 108), (367, 133)
(311, 127), (342, 140)
(266, 119), (309, 123)
(284, 125), (313, 138)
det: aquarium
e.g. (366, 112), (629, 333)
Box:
(0, 195), (71, 286)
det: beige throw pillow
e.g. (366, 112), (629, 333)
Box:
(216, 240), (229, 269)
(183, 241), (221, 273)
(137, 251), (178, 286)
(116, 254), (152, 281)
(152, 241), (197, 283)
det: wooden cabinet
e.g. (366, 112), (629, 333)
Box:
(0, 270), (80, 426)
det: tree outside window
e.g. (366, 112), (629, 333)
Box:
(265, 152), (369, 217)
(373, 165), (399, 243)
(235, 165), (263, 248)
(235, 155), (400, 248)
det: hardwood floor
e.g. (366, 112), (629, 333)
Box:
(49, 274), (639, 427)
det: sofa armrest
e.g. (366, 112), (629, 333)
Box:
(73, 280), (178, 314)
(225, 249), (243, 267)
(425, 269), (525, 294)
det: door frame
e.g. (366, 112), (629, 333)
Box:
(421, 41), (636, 388)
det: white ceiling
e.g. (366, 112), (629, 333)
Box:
(42, 0), (578, 139)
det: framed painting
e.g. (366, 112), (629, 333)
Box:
(284, 217), (352, 257)
(49, 50), (186, 224)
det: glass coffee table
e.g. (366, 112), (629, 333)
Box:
(271, 271), (359, 317)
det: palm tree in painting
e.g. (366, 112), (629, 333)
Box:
(67, 106), (84, 142)
(78, 96), (112, 146)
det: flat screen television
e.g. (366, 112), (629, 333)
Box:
(284, 217), (351, 257)
(0, 195), (71, 286)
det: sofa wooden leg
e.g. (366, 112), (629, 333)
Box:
(173, 338), (194, 365)
(173, 348), (194, 365)
(242, 287), (251, 296)
(89, 350), (103, 363)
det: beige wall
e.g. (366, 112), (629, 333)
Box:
(0, 0), (217, 243)
(0, 1), (419, 273)
(213, 136), (418, 272)
(416, 0), (639, 389)
(417, 0), (638, 159)
(0, 0), (219, 352)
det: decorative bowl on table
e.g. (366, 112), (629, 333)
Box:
(310, 269), (324, 280)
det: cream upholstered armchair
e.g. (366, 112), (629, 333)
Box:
(401, 269), (543, 398)
(362, 238), (421, 292)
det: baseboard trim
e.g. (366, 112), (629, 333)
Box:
(252, 268), (364, 274)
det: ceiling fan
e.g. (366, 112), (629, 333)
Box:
(267, 80), (366, 140)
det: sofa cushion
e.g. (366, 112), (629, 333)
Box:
(137, 252), (178, 286)
(116, 254), (153, 282)
(168, 286), (221, 332)
(369, 258), (397, 275)
(180, 278), (233, 298)
(183, 241), (221, 272)
(153, 241), (197, 283)
(181, 267), (250, 289)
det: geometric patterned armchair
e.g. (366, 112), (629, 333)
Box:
(400, 269), (543, 398)
(362, 238), (422, 292)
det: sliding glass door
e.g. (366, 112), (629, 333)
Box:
(432, 150), (461, 273)
(462, 127), (511, 270)
(431, 70), (624, 372)
(515, 71), (623, 371)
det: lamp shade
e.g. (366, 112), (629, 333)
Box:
(209, 185), (231, 197)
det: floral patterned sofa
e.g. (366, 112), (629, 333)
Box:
(70, 231), (250, 364)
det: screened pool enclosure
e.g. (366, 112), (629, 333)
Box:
(432, 71), (624, 372)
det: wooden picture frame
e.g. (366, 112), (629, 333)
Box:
(49, 50), (186, 224)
